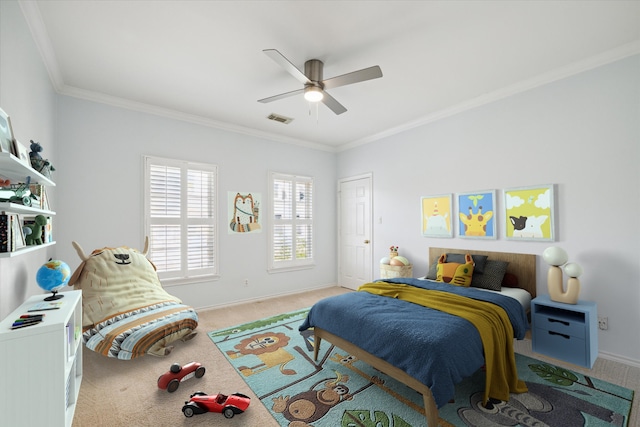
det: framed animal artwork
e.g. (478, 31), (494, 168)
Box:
(504, 184), (555, 241)
(228, 191), (262, 234)
(456, 190), (497, 239)
(421, 194), (453, 238)
(0, 108), (15, 155)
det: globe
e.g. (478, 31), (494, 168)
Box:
(36, 260), (71, 301)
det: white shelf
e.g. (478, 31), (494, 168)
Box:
(0, 290), (82, 427)
(0, 201), (56, 216)
(0, 241), (56, 258)
(1, 152), (56, 257)
(0, 152), (55, 187)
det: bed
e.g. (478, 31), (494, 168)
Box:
(299, 247), (536, 427)
(68, 240), (199, 360)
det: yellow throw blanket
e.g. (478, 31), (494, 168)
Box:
(359, 282), (527, 404)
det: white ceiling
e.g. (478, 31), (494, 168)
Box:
(21, 1), (640, 151)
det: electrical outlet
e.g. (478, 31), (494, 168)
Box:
(244, 279), (249, 286)
(598, 316), (608, 330)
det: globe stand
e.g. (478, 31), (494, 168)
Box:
(44, 290), (64, 301)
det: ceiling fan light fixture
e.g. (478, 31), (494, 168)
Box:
(304, 86), (323, 102)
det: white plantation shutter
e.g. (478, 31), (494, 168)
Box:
(145, 156), (217, 282)
(270, 172), (314, 271)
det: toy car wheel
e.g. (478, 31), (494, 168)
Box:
(183, 406), (195, 418)
(167, 379), (180, 393)
(195, 366), (205, 378)
(223, 408), (235, 419)
(170, 363), (181, 374)
(191, 391), (206, 397)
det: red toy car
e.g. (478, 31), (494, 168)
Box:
(182, 391), (251, 418)
(157, 362), (205, 393)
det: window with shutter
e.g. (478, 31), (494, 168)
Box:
(144, 156), (218, 283)
(269, 172), (314, 271)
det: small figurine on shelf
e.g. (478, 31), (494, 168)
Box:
(28, 140), (55, 178)
(25, 214), (47, 245)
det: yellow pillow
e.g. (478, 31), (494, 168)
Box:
(436, 253), (474, 287)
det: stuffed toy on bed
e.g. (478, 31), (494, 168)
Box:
(69, 238), (198, 359)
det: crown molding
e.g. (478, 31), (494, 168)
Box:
(340, 41), (640, 152)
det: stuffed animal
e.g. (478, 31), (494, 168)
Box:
(28, 140), (56, 176)
(25, 214), (47, 245)
(436, 253), (474, 287)
(29, 140), (43, 160)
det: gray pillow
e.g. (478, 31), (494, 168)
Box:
(426, 262), (438, 280)
(470, 260), (509, 291)
(445, 253), (488, 274)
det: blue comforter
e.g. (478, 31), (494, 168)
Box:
(299, 278), (528, 408)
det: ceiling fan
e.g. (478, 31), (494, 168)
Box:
(258, 49), (383, 115)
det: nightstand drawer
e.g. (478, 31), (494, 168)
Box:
(535, 312), (586, 338)
(534, 327), (587, 366)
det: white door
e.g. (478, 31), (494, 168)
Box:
(338, 174), (372, 290)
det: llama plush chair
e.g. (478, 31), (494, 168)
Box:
(69, 238), (198, 359)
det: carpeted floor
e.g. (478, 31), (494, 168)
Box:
(72, 286), (639, 427)
(209, 308), (634, 426)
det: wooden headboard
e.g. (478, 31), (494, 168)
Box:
(428, 247), (537, 298)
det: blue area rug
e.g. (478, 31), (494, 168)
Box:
(208, 308), (634, 426)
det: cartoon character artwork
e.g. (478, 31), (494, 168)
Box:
(457, 363), (629, 426)
(510, 215), (548, 239)
(422, 195), (453, 238)
(271, 371), (377, 426)
(225, 332), (296, 376)
(504, 185), (554, 241)
(229, 192), (261, 233)
(458, 191), (496, 239)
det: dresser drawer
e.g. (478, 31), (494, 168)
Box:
(534, 327), (587, 367)
(535, 312), (586, 338)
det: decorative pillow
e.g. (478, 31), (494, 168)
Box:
(426, 262), (438, 280)
(471, 260), (509, 291)
(501, 272), (519, 287)
(445, 253), (488, 274)
(436, 253), (474, 287)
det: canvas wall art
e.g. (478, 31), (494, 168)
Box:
(457, 190), (497, 239)
(228, 191), (262, 234)
(421, 194), (453, 238)
(504, 185), (555, 241)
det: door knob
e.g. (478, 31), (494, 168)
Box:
(364, 240), (370, 244)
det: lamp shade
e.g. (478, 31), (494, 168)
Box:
(564, 262), (583, 278)
(304, 86), (323, 102)
(542, 246), (568, 266)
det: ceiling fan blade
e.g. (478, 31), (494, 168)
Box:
(263, 49), (310, 85)
(322, 65), (383, 90)
(320, 90), (347, 115)
(258, 88), (305, 103)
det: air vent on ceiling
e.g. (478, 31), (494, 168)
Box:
(267, 113), (293, 124)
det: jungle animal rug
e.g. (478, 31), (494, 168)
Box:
(208, 309), (634, 427)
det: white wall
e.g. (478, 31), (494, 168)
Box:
(0, 0), (58, 316)
(53, 97), (338, 309)
(337, 55), (640, 364)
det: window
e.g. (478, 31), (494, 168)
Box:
(144, 156), (217, 283)
(269, 172), (314, 271)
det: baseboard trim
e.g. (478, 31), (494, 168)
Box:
(195, 283), (340, 312)
(598, 350), (640, 369)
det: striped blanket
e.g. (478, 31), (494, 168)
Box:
(82, 301), (198, 359)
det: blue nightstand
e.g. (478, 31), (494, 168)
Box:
(531, 295), (598, 368)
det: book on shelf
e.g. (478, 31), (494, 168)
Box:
(0, 214), (25, 252)
(0, 214), (9, 252)
(28, 300), (64, 312)
(28, 184), (50, 211)
(11, 215), (25, 250)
